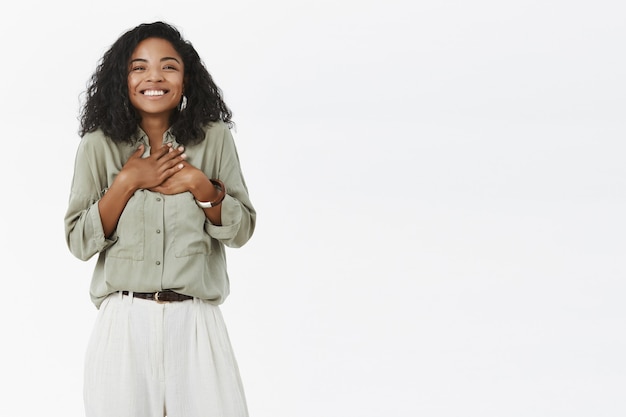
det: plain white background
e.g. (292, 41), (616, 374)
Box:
(1, 1), (625, 416)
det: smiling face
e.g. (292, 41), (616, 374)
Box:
(127, 37), (185, 122)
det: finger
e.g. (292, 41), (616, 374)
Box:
(154, 144), (172, 159)
(157, 156), (185, 175)
(156, 143), (183, 160)
(163, 147), (186, 165)
(166, 162), (185, 176)
(170, 157), (188, 170)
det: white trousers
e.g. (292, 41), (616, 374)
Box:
(84, 292), (249, 417)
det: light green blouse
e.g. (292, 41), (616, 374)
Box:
(64, 121), (256, 308)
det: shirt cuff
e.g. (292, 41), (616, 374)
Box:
(92, 201), (118, 251)
(205, 194), (242, 240)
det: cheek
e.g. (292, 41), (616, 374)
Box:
(173, 75), (185, 91)
(127, 75), (140, 93)
(127, 79), (140, 107)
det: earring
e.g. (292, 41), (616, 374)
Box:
(179, 95), (188, 111)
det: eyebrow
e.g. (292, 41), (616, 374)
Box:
(130, 57), (181, 64)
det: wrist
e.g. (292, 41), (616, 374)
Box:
(195, 179), (226, 208)
(112, 171), (140, 196)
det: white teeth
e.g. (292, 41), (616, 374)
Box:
(144, 90), (165, 96)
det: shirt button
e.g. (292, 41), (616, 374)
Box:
(156, 197), (162, 202)
(156, 261), (161, 265)
(156, 229), (161, 234)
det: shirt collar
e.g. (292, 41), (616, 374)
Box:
(135, 127), (181, 149)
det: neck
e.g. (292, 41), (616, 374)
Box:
(139, 115), (171, 150)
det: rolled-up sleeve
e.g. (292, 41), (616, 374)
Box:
(64, 136), (117, 261)
(204, 124), (256, 248)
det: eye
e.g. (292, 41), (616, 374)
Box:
(130, 65), (146, 72)
(163, 65), (178, 70)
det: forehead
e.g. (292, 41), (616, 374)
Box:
(130, 37), (181, 60)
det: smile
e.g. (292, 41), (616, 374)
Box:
(142, 90), (168, 96)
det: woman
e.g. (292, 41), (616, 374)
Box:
(65, 21), (255, 417)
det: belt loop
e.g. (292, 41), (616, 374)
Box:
(121, 291), (134, 304)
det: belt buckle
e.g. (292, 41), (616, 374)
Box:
(153, 291), (168, 304)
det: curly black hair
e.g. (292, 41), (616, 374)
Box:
(79, 21), (232, 145)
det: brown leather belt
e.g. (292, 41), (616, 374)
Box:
(121, 290), (193, 303)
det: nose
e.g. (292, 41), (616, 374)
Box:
(146, 67), (164, 82)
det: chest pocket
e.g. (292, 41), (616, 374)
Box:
(171, 193), (212, 257)
(107, 192), (145, 260)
